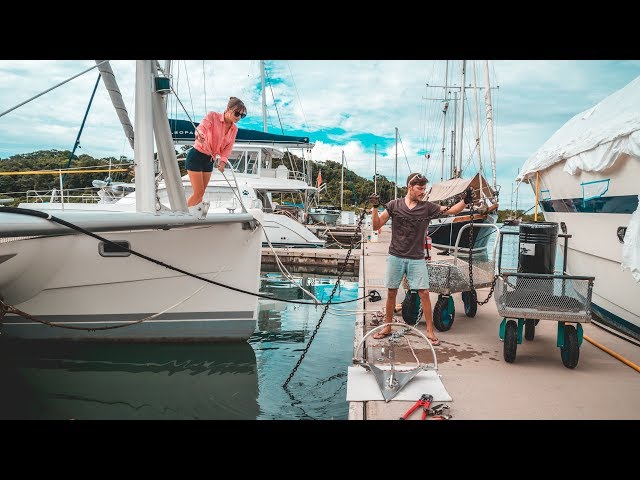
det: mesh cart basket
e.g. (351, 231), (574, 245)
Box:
(403, 223), (501, 332)
(495, 228), (595, 368)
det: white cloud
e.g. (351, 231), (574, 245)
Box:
(1, 59), (639, 212)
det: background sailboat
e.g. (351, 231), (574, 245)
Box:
(504, 168), (521, 226)
(423, 60), (500, 255)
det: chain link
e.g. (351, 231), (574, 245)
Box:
(466, 206), (499, 305)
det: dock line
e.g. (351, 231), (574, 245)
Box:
(1, 206), (370, 306)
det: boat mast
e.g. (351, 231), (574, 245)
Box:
(152, 61), (188, 213)
(260, 60), (267, 132)
(450, 91), (457, 178)
(440, 60), (449, 183)
(341, 150), (344, 209)
(473, 61), (484, 201)
(455, 60), (466, 178)
(134, 60), (156, 213)
(484, 60), (497, 190)
(374, 144), (377, 194)
(509, 181), (514, 215)
(515, 168), (520, 215)
(163, 60), (171, 109)
(394, 127), (398, 199)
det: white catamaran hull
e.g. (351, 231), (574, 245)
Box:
(0, 218), (262, 341)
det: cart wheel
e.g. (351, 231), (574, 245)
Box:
(524, 319), (536, 341)
(560, 324), (580, 369)
(503, 320), (518, 363)
(461, 290), (477, 318)
(433, 295), (455, 332)
(401, 290), (421, 326)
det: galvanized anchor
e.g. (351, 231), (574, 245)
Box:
(353, 322), (439, 402)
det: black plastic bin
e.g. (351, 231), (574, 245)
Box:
(518, 222), (558, 274)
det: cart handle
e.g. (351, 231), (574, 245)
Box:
(452, 222), (501, 266)
(501, 272), (595, 282)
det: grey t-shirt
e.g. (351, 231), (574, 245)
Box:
(385, 198), (441, 259)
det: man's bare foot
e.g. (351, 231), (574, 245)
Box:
(373, 326), (392, 340)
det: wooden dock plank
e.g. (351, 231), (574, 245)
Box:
(261, 247), (360, 277)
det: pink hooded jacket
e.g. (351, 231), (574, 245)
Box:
(193, 111), (238, 166)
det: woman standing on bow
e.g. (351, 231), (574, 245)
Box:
(185, 96), (247, 214)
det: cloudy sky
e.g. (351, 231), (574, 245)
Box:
(1, 59), (639, 211)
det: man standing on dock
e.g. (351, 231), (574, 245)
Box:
(369, 173), (471, 345)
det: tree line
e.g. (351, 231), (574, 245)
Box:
(0, 149), (540, 222)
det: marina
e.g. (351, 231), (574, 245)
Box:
(1, 223), (638, 420)
(0, 60), (639, 422)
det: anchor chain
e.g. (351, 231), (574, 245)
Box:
(466, 204), (499, 305)
(283, 208), (368, 389)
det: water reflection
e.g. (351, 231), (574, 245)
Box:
(0, 341), (259, 420)
(0, 274), (361, 420)
(251, 276), (359, 420)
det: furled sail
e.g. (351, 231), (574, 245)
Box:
(95, 60), (134, 149)
(426, 172), (496, 203)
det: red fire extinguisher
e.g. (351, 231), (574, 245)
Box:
(424, 235), (432, 260)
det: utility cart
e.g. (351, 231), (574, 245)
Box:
(495, 222), (595, 368)
(403, 223), (500, 332)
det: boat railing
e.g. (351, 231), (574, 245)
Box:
(25, 187), (101, 204)
(259, 167), (307, 183)
(288, 170), (307, 182)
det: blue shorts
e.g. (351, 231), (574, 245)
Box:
(384, 254), (430, 290)
(185, 147), (214, 172)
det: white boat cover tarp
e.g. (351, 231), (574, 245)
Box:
(517, 75), (640, 283)
(426, 172), (496, 202)
(622, 195), (640, 282)
(517, 75), (640, 182)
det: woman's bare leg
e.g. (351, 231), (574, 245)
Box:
(187, 170), (205, 207)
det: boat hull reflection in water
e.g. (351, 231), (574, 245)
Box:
(0, 341), (259, 420)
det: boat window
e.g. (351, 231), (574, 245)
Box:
(246, 151), (259, 174)
(257, 191), (272, 212)
(99, 241), (131, 257)
(229, 151), (247, 173)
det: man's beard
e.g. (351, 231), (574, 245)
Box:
(410, 191), (424, 202)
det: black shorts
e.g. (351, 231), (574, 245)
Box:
(185, 147), (214, 172)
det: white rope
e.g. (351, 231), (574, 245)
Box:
(136, 285), (206, 322)
(260, 225), (322, 305)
